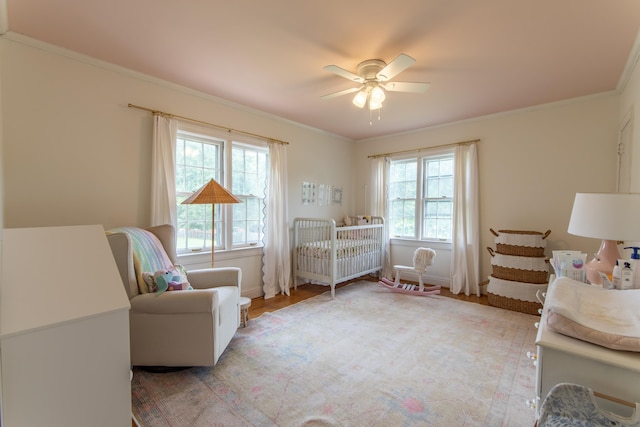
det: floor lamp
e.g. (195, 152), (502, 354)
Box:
(181, 178), (241, 267)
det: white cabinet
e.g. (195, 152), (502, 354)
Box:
(535, 283), (640, 418)
(1, 225), (132, 426)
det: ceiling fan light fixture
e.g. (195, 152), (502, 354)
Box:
(369, 98), (383, 110)
(352, 89), (368, 108)
(370, 85), (386, 104)
(324, 53), (428, 117)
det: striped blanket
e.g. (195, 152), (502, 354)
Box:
(108, 227), (173, 293)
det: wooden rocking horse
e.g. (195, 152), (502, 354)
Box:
(378, 247), (441, 296)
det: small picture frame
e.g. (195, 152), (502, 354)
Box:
(318, 184), (330, 206)
(302, 181), (316, 205)
(331, 186), (343, 205)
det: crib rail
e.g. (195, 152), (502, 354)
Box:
(293, 217), (384, 298)
(294, 217), (336, 246)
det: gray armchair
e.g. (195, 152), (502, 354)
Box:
(107, 224), (241, 367)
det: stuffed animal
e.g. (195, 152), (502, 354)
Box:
(166, 278), (188, 291)
(357, 215), (371, 226)
(153, 266), (194, 294)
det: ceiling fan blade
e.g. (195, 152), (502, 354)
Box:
(382, 81), (430, 93)
(321, 86), (362, 99)
(323, 65), (364, 83)
(376, 54), (416, 81)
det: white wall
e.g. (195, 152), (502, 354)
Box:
(2, 32), (635, 295)
(0, 35), (356, 297)
(619, 47), (640, 192)
(354, 95), (621, 285)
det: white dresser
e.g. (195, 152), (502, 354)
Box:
(535, 281), (640, 418)
(1, 225), (132, 426)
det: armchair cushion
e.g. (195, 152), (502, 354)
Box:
(186, 267), (244, 289)
(129, 288), (229, 314)
(108, 227), (174, 293)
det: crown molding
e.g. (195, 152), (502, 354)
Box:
(356, 91), (618, 144)
(618, 28), (640, 92)
(0, 31), (352, 143)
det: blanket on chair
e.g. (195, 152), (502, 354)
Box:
(107, 227), (174, 293)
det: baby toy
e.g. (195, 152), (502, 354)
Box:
(154, 270), (180, 294)
(378, 247), (441, 297)
(153, 269), (191, 293)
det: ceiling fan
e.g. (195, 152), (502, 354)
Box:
(322, 53), (430, 111)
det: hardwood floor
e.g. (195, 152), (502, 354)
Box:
(248, 275), (488, 319)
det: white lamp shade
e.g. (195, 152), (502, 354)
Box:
(368, 86), (385, 110)
(352, 90), (368, 108)
(568, 193), (640, 241)
(369, 99), (383, 110)
(370, 85), (386, 103)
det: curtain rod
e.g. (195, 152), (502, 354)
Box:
(127, 103), (289, 145)
(368, 138), (480, 159)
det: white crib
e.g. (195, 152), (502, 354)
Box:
(293, 216), (384, 298)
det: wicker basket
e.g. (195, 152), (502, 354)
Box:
(491, 265), (548, 284)
(491, 228), (551, 257)
(486, 275), (547, 315)
(495, 244), (544, 257)
(486, 247), (549, 283)
(487, 292), (542, 316)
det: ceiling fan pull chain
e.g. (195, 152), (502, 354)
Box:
(369, 107), (383, 125)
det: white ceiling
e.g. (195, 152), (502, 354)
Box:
(5, 0), (640, 140)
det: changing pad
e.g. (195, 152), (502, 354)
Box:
(545, 277), (640, 351)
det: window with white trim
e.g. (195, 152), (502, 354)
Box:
(388, 151), (454, 241)
(231, 143), (268, 246)
(175, 128), (268, 253)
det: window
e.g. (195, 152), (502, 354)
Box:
(175, 131), (221, 251)
(422, 155), (454, 240)
(389, 159), (417, 237)
(388, 151), (454, 241)
(231, 144), (268, 246)
(175, 128), (268, 253)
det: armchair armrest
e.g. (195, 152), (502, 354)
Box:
(130, 289), (218, 314)
(187, 267), (242, 290)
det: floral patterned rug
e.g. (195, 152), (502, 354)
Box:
(132, 280), (538, 426)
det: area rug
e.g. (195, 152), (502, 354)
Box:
(132, 280), (538, 426)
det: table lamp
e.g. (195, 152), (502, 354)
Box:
(181, 178), (241, 267)
(567, 193), (640, 285)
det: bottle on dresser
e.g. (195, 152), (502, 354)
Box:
(622, 246), (640, 289)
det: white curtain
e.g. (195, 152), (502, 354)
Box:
(450, 143), (480, 296)
(370, 157), (392, 279)
(262, 142), (291, 298)
(150, 114), (178, 228)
